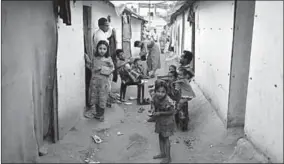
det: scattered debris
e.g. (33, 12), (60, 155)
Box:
(129, 97), (137, 100)
(117, 131), (124, 136)
(183, 137), (196, 149)
(95, 127), (109, 133)
(39, 146), (48, 156)
(127, 141), (137, 150)
(124, 102), (133, 105)
(138, 107), (145, 113)
(84, 158), (100, 164)
(70, 126), (78, 131)
(92, 135), (102, 144)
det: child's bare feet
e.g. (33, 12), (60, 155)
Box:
(153, 154), (166, 159)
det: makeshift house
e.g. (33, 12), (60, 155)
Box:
(169, 1), (283, 163)
(1, 0), (146, 162)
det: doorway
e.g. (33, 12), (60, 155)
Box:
(83, 5), (92, 109)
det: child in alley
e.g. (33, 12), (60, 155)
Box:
(85, 40), (114, 122)
(151, 80), (175, 163)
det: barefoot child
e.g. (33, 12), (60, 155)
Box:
(151, 80), (175, 163)
(85, 40), (114, 121)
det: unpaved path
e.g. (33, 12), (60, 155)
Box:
(38, 54), (244, 163)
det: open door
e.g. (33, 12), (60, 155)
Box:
(83, 5), (92, 109)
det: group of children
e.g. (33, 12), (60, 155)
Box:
(85, 40), (150, 121)
(85, 40), (195, 163)
(147, 50), (195, 163)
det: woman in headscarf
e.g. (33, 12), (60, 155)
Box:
(134, 40), (161, 78)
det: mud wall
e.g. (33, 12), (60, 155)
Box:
(57, 1), (85, 139)
(83, 1), (122, 49)
(194, 1), (235, 125)
(1, 1), (57, 162)
(244, 1), (283, 163)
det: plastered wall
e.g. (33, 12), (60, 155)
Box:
(83, 1), (122, 49)
(194, 1), (235, 124)
(57, 1), (85, 139)
(244, 1), (283, 163)
(1, 1), (57, 162)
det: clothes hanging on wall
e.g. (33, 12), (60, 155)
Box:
(58, 0), (71, 25)
(187, 5), (195, 26)
(108, 28), (118, 82)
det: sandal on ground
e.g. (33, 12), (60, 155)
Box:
(94, 115), (104, 122)
(153, 154), (166, 159)
(84, 111), (95, 119)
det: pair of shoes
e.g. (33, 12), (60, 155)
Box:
(84, 111), (95, 119)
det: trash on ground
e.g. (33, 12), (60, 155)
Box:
(85, 158), (100, 164)
(39, 146), (48, 156)
(138, 107), (145, 113)
(184, 138), (195, 149)
(126, 141), (137, 150)
(95, 127), (109, 133)
(129, 97), (137, 100)
(124, 102), (133, 105)
(210, 144), (213, 148)
(92, 135), (102, 144)
(117, 131), (124, 136)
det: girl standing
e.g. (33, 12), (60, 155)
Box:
(85, 40), (114, 121)
(151, 80), (175, 163)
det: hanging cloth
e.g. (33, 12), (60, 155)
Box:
(58, 0), (72, 25)
(108, 28), (118, 82)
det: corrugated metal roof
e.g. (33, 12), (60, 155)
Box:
(103, 0), (147, 22)
(168, 0), (196, 25)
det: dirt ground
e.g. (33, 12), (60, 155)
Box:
(38, 54), (250, 163)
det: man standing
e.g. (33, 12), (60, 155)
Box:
(93, 17), (112, 49)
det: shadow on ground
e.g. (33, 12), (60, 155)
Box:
(38, 53), (259, 163)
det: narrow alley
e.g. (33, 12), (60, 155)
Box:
(38, 54), (246, 163)
(1, 0), (282, 163)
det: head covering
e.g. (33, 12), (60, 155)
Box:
(98, 17), (109, 26)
